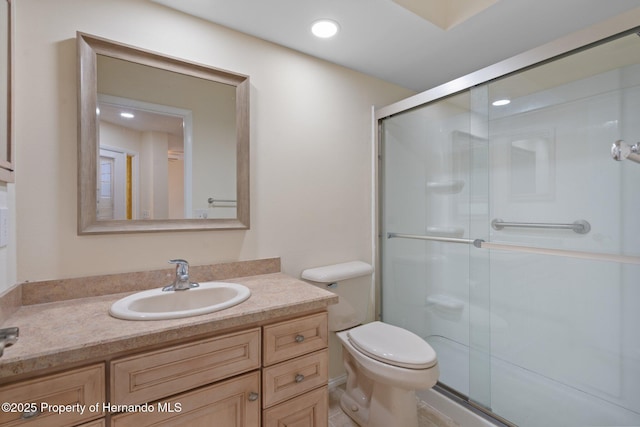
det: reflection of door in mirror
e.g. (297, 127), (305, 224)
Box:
(98, 155), (114, 220)
(98, 147), (136, 220)
(96, 55), (238, 220)
(98, 149), (119, 220)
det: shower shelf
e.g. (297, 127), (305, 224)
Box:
(426, 226), (465, 238)
(426, 295), (465, 312)
(426, 180), (465, 194)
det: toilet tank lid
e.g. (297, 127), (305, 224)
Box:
(301, 261), (373, 283)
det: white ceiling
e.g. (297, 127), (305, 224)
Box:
(99, 103), (184, 137)
(152, 0), (640, 92)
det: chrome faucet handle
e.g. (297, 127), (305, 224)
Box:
(0, 327), (19, 357)
(165, 259), (199, 291)
(169, 259), (189, 276)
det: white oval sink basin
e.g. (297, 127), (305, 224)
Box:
(109, 281), (251, 320)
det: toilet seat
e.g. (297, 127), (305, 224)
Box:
(347, 321), (437, 369)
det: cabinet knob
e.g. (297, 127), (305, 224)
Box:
(295, 374), (305, 383)
(295, 334), (305, 343)
(248, 392), (259, 402)
(21, 408), (41, 419)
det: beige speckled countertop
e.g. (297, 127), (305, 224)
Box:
(0, 271), (338, 380)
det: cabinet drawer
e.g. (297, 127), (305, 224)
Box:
(111, 328), (260, 405)
(79, 420), (105, 427)
(263, 386), (328, 427)
(262, 349), (328, 408)
(111, 371), (260, 427)
(263, 312), (328, 366)
(0, 364), (105, 427)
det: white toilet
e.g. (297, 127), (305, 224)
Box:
(301, 261), (439, 427)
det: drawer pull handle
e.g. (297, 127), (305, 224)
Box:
(248, 392), (259, 402)
(295, 334), (305, 343)
(22, 408), (41, 419)
(295, 374), (305, 383)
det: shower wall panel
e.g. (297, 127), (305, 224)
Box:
(487, 64), (640, 423)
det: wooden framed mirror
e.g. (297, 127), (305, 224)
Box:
(77, 33), (249, 234)
(0, 0), (12, 183)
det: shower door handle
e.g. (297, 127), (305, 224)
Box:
(611, 140), (640, 164)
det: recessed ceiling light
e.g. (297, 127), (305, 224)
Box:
(120, 112), (135, 119)
(492, 99), (511, 106)
(312, 19), (340, 38)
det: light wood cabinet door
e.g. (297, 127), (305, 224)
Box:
(110, 371), (260, 427)
(263, 313), (328, 366)
(0, 364), (105, 427)
(111, 328), (260, 405)
(263, 386), (328, 427)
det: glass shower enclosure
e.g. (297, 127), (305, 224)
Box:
(378, 27), (640, 426)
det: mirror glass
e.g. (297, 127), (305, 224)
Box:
(97, 55), (237, 220)
(78, 33), (249, 234)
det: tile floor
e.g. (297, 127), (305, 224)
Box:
(328, 385), (460, 427)
(328, 385), (359, 427)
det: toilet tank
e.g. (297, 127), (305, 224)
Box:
(301, 261), (374, 332)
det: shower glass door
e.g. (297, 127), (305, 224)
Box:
(380, 88), (493, 410)
(380, 29), (640, 426)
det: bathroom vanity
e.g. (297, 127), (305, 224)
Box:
(0, 258), (337, 426)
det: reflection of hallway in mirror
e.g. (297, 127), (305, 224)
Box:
(97, 94), (190, 220)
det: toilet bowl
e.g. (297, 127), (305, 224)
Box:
(301, 261), (439, 427)
(337, 321), (438, 427)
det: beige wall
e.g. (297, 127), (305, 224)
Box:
(12, 0), (413, 285)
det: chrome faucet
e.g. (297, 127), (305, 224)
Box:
(0, 327), (19, 357)
(163, 259), (199, 291)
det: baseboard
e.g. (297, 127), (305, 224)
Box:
(328, 374), (347, 390)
